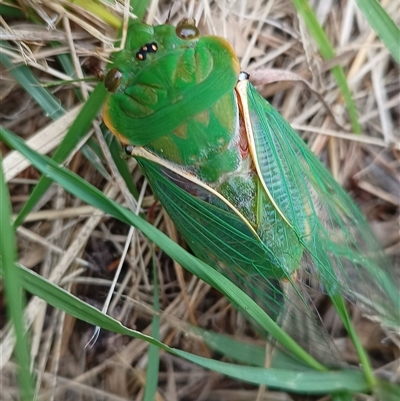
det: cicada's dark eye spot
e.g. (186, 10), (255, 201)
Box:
(104, 68), (122, 92)
(124, 145), (134, 156)
(136, 42), (158, 61)
(176, 18), (200, 39)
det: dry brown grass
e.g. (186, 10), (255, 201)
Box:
(1, 0), (399, 400)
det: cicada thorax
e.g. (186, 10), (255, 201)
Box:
(146, 89), (244, 183)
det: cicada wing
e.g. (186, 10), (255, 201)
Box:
(239, 80), (399, 330)
(136, 155), (342, 366)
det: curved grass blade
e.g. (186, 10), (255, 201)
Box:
(354, 0), (400, 64)
(0, 158), (34, 401)
(13, 264), (370, 394)
(290, 0), (361, 134)
(0, 49), (65, 120)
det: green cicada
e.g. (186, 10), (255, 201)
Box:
(102, 18), (399, 361)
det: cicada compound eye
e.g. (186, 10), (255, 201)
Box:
(176, 18), (200, 40)
(104, 68), (122, 93)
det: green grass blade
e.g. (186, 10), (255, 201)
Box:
(131, 0), (153, 20)
(0, 49), (65, 119)
(14, 263), (371, 394)
(173, 350), (368, 394)
(0, 3), (25, 18)
(374, 380), (400, 401)
(331, 393), (353, 401)
(0, 158), (34, 401)
(290, 0), (361, 134)
(193, 327), (313, 370)
(331, 294), (376, 387)
(68, 0), (121, 28)
(354, 0), (400, 64)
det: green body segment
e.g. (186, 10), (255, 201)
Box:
(103, 18), (399, 353)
